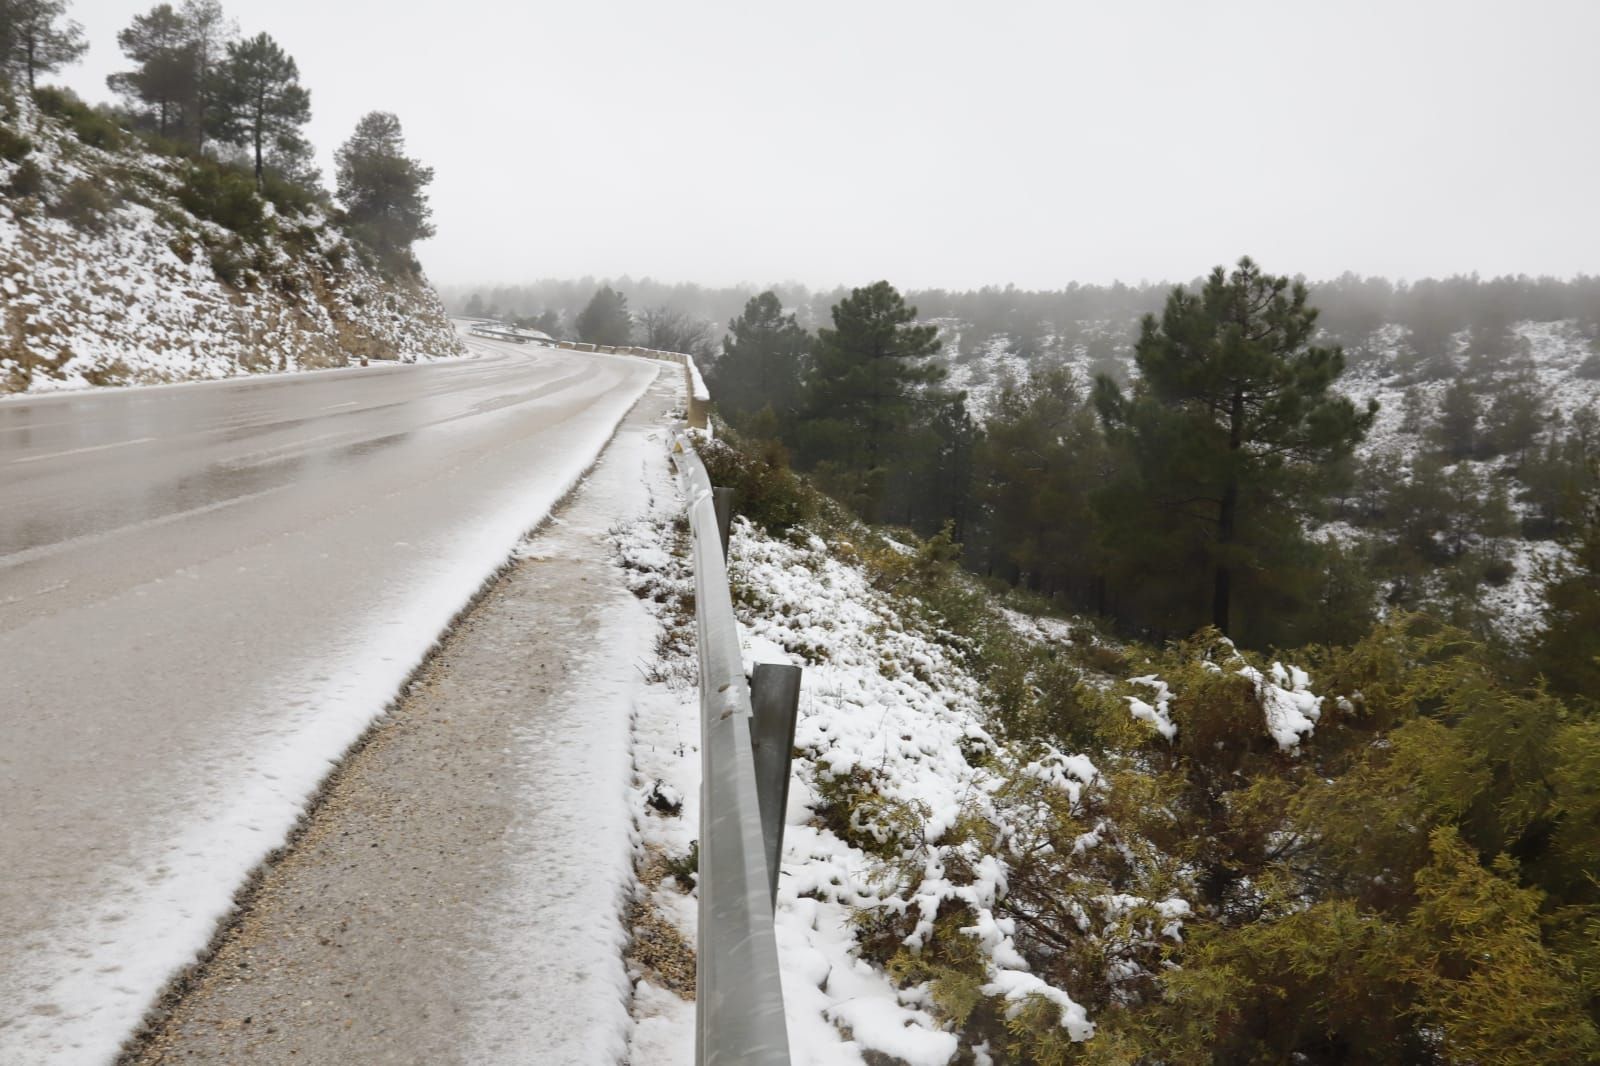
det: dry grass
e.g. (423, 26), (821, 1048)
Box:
(628, 846), (697, 999)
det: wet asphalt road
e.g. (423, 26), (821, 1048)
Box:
(0, 338), (659, 1062)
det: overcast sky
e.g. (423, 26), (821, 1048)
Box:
(55, 0), (1600, 291)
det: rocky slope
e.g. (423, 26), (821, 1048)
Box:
(0, 88), (462, 394)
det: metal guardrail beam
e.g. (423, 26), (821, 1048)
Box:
(674, 434), (793, 1066)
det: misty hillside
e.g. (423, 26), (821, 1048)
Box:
(0, 86), (461, 394)
(937, 311), (1599, 642)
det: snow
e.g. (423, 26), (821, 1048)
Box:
(463, 389), (681, 1065)
(685, 355), (711, 402)
(1243, 662), (1324, 750)
(982, 969), (1095, 1041)
(615, 497), (1146, 1061)
(1125, 674), (1176, 739)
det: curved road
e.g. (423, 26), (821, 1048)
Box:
(0, 337), (659, 1063)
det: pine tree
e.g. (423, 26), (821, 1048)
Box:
(1094, 257), (1376, 637)
(209, 32), (309, 189)
(335, 111), (435, 269)
(1430, 377), (1481, 460)
(575, 286), (632, 347)
(707, 291), (810, 427)
(1, 0), (87, 91)
(795, 281), (944, 516)
(106, 1), (230, 145)
(1533, 487), (1600, 703)
(107, 3), (192, 138)
(179, 0), (228, 150)
(977, 369), (1109, 603)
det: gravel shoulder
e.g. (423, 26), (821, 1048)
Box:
(125, 368), (683, 1065)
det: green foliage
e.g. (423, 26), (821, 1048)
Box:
(703, 415), (1600, 1062)
(792, 281), (965, 528)
(208, 32), (311, 187)
(575, 285), (632, 347)
(32, 86), (127, 150)
(797, 281), (943, 469)
(1076, 619), (1600, 1063)
(174, 159), (266, 241)
(1094, 257), (1377, 642)
(107, 2), (194, 141)
(976, 368), (1112, 610)
(0, 122), (31, 161)
(5, 156), (43, 198)
(662, 840), (698, 883)
(1532, 496), (1600, 702)
(696, 427), (814, 535)
(1406, 828), (1600, 1063)
(1429, 376), (1482, 459)
(1, 0), (88, 91)
(708, 290), (810, 427)
(206, 239), (251, 287)
(335, 110), (434, 271)
(106, 1), (234, 150)
(258, 167), (321, 217)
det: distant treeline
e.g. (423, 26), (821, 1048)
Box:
(447, 273), (1600, 357)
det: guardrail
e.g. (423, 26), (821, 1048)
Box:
(672, 430), (797, 1066)
(555, 341), (710, 429)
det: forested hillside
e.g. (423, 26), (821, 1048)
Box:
(664, 417), (1600, 1063)
(660, 261), (1600, 1060)
(0, 1), (459, 393)
(467, 266), (1591, 659)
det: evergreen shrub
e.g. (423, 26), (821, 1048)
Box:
(177, 162), (267, 242)
(5, 158), (44, 199)
(696, 429), (813, 535)
(47, 178), (112, 233)
(32, 87), (127, 151)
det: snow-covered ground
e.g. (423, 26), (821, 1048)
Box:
(1332, 320), (1599, 638)
(0, 94), (462, 394)
(612, 471), (1342, 1061)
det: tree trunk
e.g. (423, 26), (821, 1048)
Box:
(1213, 389), (1245, 634)
(253, 90), (265, 188)
(1213, 479), (1236, 633)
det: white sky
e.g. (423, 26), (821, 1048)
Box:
(54, 0), (1600, 290)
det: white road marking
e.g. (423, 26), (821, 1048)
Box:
(322, 401), (359, 410)
(8, 436), (156, 465)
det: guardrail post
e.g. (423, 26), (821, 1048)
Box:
(748, 663), (801, 906)
(712, 488), (734, 557)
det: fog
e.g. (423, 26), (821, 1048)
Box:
(55, 0), (1600, 289)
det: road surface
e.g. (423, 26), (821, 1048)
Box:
(0, 338), (659, 1063)
(129, 369), (684, 1066)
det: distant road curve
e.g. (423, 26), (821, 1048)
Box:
(0, 335), (659, 1063)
